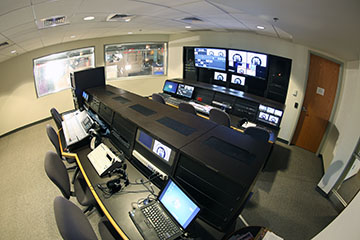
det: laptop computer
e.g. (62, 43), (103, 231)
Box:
(129, 179), (200, 240)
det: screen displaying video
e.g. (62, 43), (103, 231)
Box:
(231, 74), (245, 86)
(214, 72), (227, 82)
(176, 84), (194, 99)
(228, 49), (268, 79)
(152, 140), (172, 162)
(194, 48), (226, 71)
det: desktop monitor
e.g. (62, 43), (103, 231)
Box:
(163, 80), (179, 94)
(176, 84), (194, 99)
(136, 129), (177, 166)
(194, 48), (226, 71)
(214, 72), (227, 82)
(257, 104), (283, 127)
(231, 74), (245, 86)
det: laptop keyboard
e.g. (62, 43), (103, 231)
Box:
(141, 202), (181, 240)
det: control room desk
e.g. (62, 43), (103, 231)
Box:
(59, 134), (220, 240)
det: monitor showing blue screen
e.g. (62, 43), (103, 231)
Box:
(163, 81), (178, 94)
(194, 48), (226, 71)
(82, 91), (89, 101)
(138, 130), (153, 149)
(159, 179), (200, 229)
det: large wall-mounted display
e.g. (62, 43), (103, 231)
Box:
(183, 46), (292, 104)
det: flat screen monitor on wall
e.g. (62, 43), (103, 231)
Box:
(194, 48), (226, 71)
(228, 50), (268, 79)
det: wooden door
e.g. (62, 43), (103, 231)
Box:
(292, 54), (340, 153)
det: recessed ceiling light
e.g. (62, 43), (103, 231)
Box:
(256, 25), (265, 30)
(83, 16), (95, 21)
(125, 18), (131, 22)
(185, 25), (192, 29)
(128, 32), (133, 34)
(70, 35), (76, 38)
(11, 50), (17, 54)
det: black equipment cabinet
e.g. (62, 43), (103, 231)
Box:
(174, 125), (272, 232)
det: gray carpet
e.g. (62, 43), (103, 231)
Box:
(0, 121), (339, 239)
(0, 120), (102, 240)
(241, 143), (339, 240)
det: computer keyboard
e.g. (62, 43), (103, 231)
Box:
(141, 202), (181, 240)
(87, 143), (122, 177)
(165, 97), (187, 107)
(63, 117), (87, 145)
(188, 101), (214, 115)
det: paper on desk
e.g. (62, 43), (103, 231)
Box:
(242, 122), (257, 128)
(262, 231), (283, 240)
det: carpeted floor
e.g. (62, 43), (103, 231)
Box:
(0, 120), (339, 239)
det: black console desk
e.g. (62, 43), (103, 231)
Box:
(60, 85), (272, 239)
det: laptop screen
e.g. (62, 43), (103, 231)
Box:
(159, 179), (200, 229)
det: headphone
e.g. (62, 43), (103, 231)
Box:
(237, 118), (248, 128)
(106, 178), (122, 194)
(89, 129), (101, 149)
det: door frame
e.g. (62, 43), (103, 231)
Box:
(290, 50), (344, 156)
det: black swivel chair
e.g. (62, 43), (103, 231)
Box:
(46, 124), (76, 165)
(151, 93), (165, 104)
(244, 127), (270, 142)
(50, 107), (63, 130)
(54, 196), (117, 240)
(209, 108), (231, 127)
(178, 102), (197, 115)
(45, 151), (95, 213)
(244, 127), (271, 169)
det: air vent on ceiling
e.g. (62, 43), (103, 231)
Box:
(36, 15), (69, 29)
(181, 17), (203, 23)
(0, 41), (9, 48)
(106, 14), (135, 22)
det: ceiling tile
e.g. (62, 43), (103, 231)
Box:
(132, 0), (202, 8)
(0, 0), (30, 16)
(172, 1), (225, 17)
(77, 0), (161, 14)
(0, 34), (8, 43)
(10, 31), (42, 43)
(0, 44), (25, 56)
(33, 0), (83, 20)
(17, 38), (43, 51)
(0, 6), (34, 32)
(1, 22), (37, 38)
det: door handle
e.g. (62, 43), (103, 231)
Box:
(302, 106), (307, 112)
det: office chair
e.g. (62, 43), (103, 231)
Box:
(244, 127), (270, 142)
(151, 93), (165, 104)
(54, 196), (98, 240)
(46, 124), (76, 166)
(50, 107), (63, 130)
(54, 196), (117, 240)
(178, 102), (197, 115)
(45, 151), (95, 213)
(209, 108), (231, 127)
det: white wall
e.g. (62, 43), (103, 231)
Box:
(317, 60), (360, 194)
(0, 34), (168, 136)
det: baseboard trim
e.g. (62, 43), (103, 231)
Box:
(315, 186), (329, 198)
(276, 138), (289, 144)
(0, 117), (52, 138)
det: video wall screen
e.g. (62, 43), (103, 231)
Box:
(230, 74), (245, 86)
(228, 50), (268, 79)
(194, 48), (226, 71)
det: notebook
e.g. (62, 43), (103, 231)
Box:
(129, 179), (200, 240)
